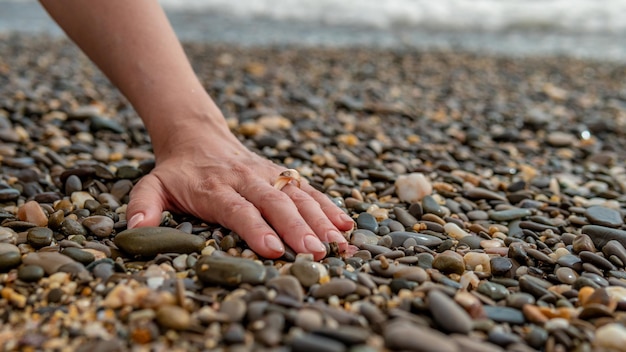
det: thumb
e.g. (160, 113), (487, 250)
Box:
(126, 174), (168, 228)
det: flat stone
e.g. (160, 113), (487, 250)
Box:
(267, 275), (304, 302)
(195, 255), (266, 286)
(22, 252), (77, 275)
(428, 289), (473, 334)
(483, 306), (525, 324)
(291, 333), (346, 352)
(585, 206), (623, 228)
(114, 227), (205, 256)
(583, 225), (626, 249)
(26, 227), (53, 248)
(384, 320), (459, 352)
(388, 231), (443, 248)
(356, 212), (378, 233)
(489, 208), (532, 222)
(312, 278), (357, 299)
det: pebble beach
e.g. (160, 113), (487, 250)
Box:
(1, 33), (626, 351)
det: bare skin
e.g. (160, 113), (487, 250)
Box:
(40, 0), (353, 260)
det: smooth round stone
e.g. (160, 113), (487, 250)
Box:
(114, 227), (205, 256)
(219, 298), (247, 322)
(573, 234), (596, 253)
(490, 257), (513, 276)
(22, 252), (76, 275)
(61, 247), (95, 265)
(116, 165), (143, 180)
(394, 172), (432, 203)
(583, 225), (626, 249)
(432, 250), (465, 275)
(17, 201), (48, 227)
(467, 210), (489, 221)
(26, 227), (53, 248)
(350, 229), (379, 246)
(295, 309), (324, 331)
(555, 267), (578, 284)
(312, 278), (357, 299)
(195, 255), (266, 286)
(393, 207), (418, 228)
(465, 188), (507, 202)
(110, 179), (133, 200)
(428, 289), (472, 334)
(312, 326), (370, 346)
(585, 206), (623, 228)
(556, 254), (583, 271)
(489, 208), (532, 222)
(477, 281), (509, 301)
(0, 250), (21, 272)
(81, 215), (114, 238)
(156, 305), (191, 330)
(0, 227), (17, 244)
(422, 195), (445, 217)
(0, 188), (20, 201)
(291, 260), (322, 287)
(60, 218), (87, 237)
(444, 222), (469, 239)
(17, 264), (45, 282)
(603, 240), (626, 267)
(384, 320), (459, 352)
(70, 191), (95, 209)
(388, 231), (442, 248)
(546, 131), (576, 147)
(464, 252), (491, 273)
(519, 275), (552, 298)
(483, 306), (525, 324)
(506, 292), (535, 309)
(455, 236), (481, 250)
(579, 251), (617, 271)
(64, 174), (82, 195)
(267, 275), (303, 302)
(290, 333), (346, 352)
(393, 266), (428, 283)
(416, 253), (434, 269)
(594, 323), (626, 351)
(356, 212), (378, 233)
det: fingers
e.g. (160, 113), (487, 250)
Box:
(280, 184), (349, 252)
(126, 174), (168, 228)
(302, 183), (355, 232)
(203, 190), (286, 259)
(241, 182), (328, 260)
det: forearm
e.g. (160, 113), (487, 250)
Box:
(40, 0), (233, 158)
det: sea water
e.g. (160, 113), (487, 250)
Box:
(2, 0), (626, 61)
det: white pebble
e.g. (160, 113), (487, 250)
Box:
(394, 173), (432, 203)
(444, 222), (470, 239)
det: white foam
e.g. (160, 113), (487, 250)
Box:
(158, 0), (626, 34)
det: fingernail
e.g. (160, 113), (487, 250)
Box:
(264, 235), (284, 253)
(127, 213), (144, 229)
(328, 230), (347, 244)
(304, 235), (326, 253)
(340, 213), (353, 223)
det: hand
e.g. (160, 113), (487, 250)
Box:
(125, 133), (354, 260)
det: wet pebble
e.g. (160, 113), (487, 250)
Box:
(195, 255), (266, 286)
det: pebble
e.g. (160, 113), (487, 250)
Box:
(384, 320), (460, 352)
(16, 200), (48, 227)
(195, 254), (266, 286)
(312, 278), (357, 299)
(356, 212), (378, 233)
(26, 227), (53, 248)
(428, 289), (473, 334)
(17, 265), (45, 282)
(22, 252), (77, 275)
(156, 305), (191, 330)
(81, 215), (114, 238)
(433, 250), (465, 275)
(585, 205), (623, 228)
(114, 227), (205, 256)
(394, 173), (432, 203)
